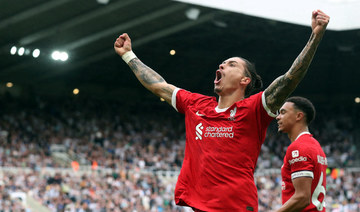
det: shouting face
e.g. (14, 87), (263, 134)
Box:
(214, 57), (250, 96)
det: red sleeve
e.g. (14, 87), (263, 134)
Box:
(286, 142), (315, 179)
(171, 88), (212, 114)
(250, 91), (276, 143)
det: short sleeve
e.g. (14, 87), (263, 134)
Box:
(248, 92), (275, 143)
(286, 143), (315, 180)
(171, 88), (211, 114)
(261, 92), (278, 118)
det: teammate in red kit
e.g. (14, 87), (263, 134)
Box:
(114, 10), (329, 212)
(276, 97), (327, 212)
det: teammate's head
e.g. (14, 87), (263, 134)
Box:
(214, 57), (262, 97)
(286, 96), (316, 125)
(276, 96), (316, 133)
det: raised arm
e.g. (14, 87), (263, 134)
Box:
(114, 33), (176, 104)
(264, 10), (330, 113)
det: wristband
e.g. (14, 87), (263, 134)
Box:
(121, 51), (137, 64)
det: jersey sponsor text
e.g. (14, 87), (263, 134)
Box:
(288, 156), (307, 165)
(204, 126), (234, 138)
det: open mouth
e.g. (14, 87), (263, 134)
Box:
(214, 70), (223, 84)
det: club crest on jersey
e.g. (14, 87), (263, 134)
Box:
(292, 150), (299, 158)
(228, 107), (237, 121)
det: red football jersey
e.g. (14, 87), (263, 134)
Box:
(281, 132), (327, 211)
(172, 89), (276, 212)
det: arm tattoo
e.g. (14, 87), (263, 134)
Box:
(128, 58), (165, 85)
(265, 33), (322, 112)
(160, 85), (174, 102)
(127, 58), (175, 104)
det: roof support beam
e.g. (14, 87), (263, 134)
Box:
(0, 0), (72, 30)
(0, 3), (188, 76)
(63, 3), (187, 51)
(18, 0), (143, 46)
(47, 11), (223, 74)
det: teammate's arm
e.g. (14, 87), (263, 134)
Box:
(276, 177), (312, 212)
(114, 33), (177, 104)
(264, 10), (329, 113)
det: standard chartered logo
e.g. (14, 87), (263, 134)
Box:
(195, 123), (234, 141)
(195, 123), (204, 140)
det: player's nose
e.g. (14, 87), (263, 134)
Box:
(219, 63), (224, 70)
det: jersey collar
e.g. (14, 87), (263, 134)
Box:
(295, 131), (311, 141)
(215, 106), (229, 113)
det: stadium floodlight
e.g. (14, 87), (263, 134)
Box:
(60, 52), (69, 61)
(10, 46), (17, 55)
(52, 50), (68, 61)
(18, 47), (25, 56)
(51, 51), (61, 60)
(25, 49), (31, 55)
(32, 49), (40, 58)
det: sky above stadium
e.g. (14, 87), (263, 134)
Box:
(174, 0), (360, 31)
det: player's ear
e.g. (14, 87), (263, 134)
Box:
(296, 112), (305, 122)
(240, 77), (251, 86)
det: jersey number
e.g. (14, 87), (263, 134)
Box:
(311, 172), (326, 211)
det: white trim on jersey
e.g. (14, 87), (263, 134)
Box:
(294, 131), (311, 141)
(172, 88), (181, 112)
(215, 106), (229, 113)
(291, 171), (314, 180)
(261, 92), (278, 118)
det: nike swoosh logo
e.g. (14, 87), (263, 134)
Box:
(196, 111), (205, 116)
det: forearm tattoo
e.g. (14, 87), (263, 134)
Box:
(160, 86), (174, 101)
(128, 58), (174, 102)
(128, 58), (165, 85)
(265, 33), (322, 112)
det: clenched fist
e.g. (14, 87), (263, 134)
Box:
(114, 33), (132, 56)
(311, 10), (330, 35)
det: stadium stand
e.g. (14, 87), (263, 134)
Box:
(0, 93), (359, 211)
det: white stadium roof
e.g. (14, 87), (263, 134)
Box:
(175, 0), (360, 31)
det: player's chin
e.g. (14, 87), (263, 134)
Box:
(214, 86), (222, 95)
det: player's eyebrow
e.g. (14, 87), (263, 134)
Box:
(223, 60), (239, 65)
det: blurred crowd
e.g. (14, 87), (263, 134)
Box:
(0, 94), (359, 212)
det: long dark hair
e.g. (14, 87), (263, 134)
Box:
(240, 57), (263, 97)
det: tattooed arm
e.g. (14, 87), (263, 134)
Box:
(264, 10), (330, 113)
(127, 58), (176, 104)
(114, 33), (176, 104)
